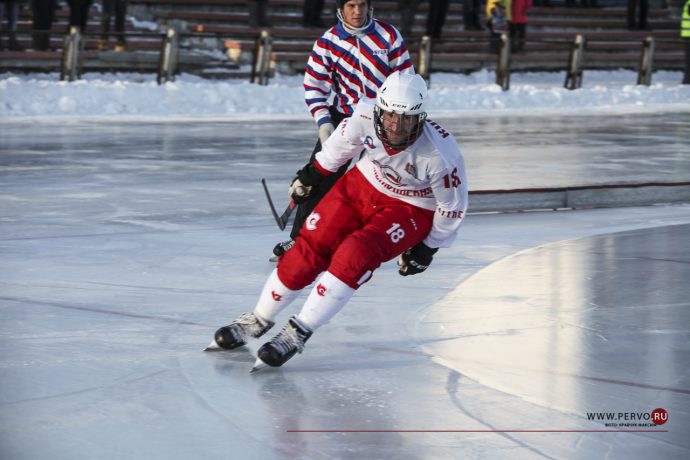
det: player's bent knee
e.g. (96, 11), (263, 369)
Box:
(277, 240), (328, 290)
(328, 233), (384, 289)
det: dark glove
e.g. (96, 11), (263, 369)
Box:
(398, 242), (438, 276)
(289, 163), (326, 204)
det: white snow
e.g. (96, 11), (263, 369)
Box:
(1, 69), (689, 119)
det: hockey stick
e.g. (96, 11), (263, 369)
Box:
(261, 178), (295, 231)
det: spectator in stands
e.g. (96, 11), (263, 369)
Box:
(682, 0), (690, 84)
(426, 0), (449, 39)
(303, 0), (325, 28)
(398, 0), (420, 37)
(248, 0), (270, 28)
(486, 0), (509, 54)
(510, 0), (532, 53)
(399, 0), (451, 38)
(627, 0), (648, 30)
(31, 0), (56, 50)
(463, 0), (483, 31)
(0, 0), (22, 50)
(67, 0), (93, 32)
(99, 0), (128, 52)
(272, 0), (415, 259)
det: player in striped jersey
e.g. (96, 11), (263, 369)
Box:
(272, 0), (415, 259)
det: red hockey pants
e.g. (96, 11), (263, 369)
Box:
(278, 167), (434, 290)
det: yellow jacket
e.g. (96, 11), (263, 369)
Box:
(486, 0), (513, 23)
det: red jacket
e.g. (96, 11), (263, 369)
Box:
(512, 0), (533, 24)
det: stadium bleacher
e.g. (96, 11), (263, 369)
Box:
(0, 0), (684, 77)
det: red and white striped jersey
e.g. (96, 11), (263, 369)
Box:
(314, 98), (469, 249)
(304, 19), (415, 128)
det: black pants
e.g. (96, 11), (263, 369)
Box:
(31, 0), (56, 50)
(627, 0), (648, 30)
(399, 0), (420, 37)
(426, 0), (449, 39)
(248, 0), (270, 27)
(303, 0), (324, 26)
(101, 0), (128, 45)
(510, 23), (527, 53)
(290, 109), (350, 240)
(462, 0), (482, 31)
(67, 0), (93, 32)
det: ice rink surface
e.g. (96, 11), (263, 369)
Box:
(1, 112), (689, 459)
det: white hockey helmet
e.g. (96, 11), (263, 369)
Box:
(374, 72), (428, 150)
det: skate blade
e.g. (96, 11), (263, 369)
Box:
(250, 357), (269, 374)
(203, 340), (222, 351)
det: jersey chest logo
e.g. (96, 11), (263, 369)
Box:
(373, 159), (407, 187)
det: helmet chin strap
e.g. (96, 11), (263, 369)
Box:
(337, 8), (374, 35)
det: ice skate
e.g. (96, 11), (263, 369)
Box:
(205, 312), (274, 351)
(255, 316), (313, 368)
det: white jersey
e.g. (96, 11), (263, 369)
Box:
(315, 98), (468, 249)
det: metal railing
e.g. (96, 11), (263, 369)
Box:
(1, 29), (675, 89)
(412, 33), (669, 91)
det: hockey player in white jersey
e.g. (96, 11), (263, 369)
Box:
(209, 72), (468, 370)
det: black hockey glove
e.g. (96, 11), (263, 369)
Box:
(398, 242), (439, 277)
(289, 163), (326, 204)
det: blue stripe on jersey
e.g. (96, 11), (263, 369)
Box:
(305, 64), (330, 83)
(357, 40), (390, 76)
(304, 84), (329, 95)
(333, 68), (361, 100)
(306, 97), (328, 105)
(326, 39), (361, 71)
